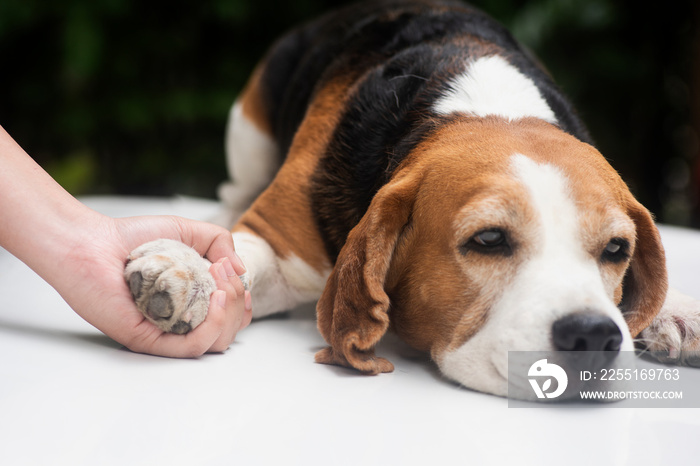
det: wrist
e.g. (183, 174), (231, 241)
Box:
(30, 201), (111, 290)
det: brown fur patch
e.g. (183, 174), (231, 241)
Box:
(621, 198), (668, 336)
(233, 74), (358, 273)
(238, 64), (273, 136)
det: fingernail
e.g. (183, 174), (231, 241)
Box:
(244, 290), (252, 311)
(215, 290), (226, 308)
(217, 261), (229, 281)
(232, 251), (247, 274)
(222, 257), (236, 277)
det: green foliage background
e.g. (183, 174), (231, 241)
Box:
(1, 0), (698, 225)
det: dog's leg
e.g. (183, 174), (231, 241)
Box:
(223, 70), (353, 319)
(123, 231), (328, 333)
(232, 230), (329, 319)
(212, 67), (280, 229)
(639, 288), (700, 365)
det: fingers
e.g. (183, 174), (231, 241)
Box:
(206, 258), (252, 353)
(176, 220), (251, 337)
(173, 217), (247, 275)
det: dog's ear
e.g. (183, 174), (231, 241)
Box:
(314, 171), (421, 375)
(620, 197), (668, 337)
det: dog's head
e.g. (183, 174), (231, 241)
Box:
(315, 117), (667, 396)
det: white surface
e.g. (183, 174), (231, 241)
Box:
(1, 196), (699, 466)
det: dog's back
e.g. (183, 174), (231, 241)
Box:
(247, 0), (592, 260)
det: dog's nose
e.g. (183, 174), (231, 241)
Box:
(551, 313), (623, 353)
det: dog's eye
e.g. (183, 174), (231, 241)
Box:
(460, 229), (511, 256)
(601, 238), (630, 263)
(473, 229), (505, 246)
(605, 242), (621, 254)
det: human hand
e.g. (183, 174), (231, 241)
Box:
(56, 214), (252, 357)
(0, 125), (251, 356)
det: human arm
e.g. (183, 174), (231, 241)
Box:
(0, 124), (251, 356)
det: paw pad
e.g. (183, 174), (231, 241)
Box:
(124, 239), (215, 333)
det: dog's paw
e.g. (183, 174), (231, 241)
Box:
(639, 288), (700, 366)
(124, 239), (215, 334)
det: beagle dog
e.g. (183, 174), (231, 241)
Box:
(125, 0), (700, 397)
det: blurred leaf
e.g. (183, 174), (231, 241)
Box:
(63, 5), (102, 88)
(46, 150), (97, 195)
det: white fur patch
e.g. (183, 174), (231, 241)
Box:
(432, 55), (557, 124)
(225, 101), (279, 191)
(438, 154), (633, 396)
(232, 232), (329, 318)
(213, 101), (279, 228)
